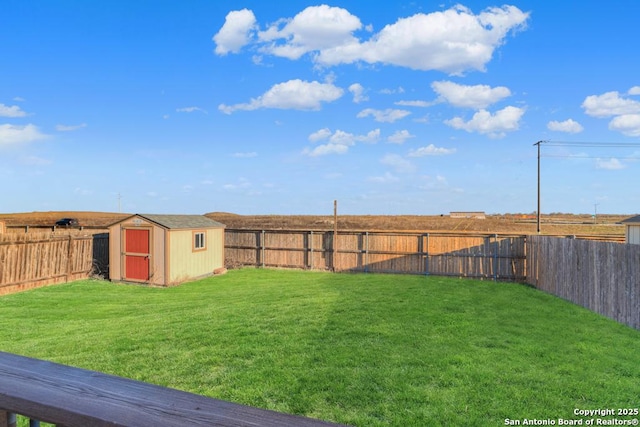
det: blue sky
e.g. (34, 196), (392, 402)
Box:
(2, 1), (639, 215)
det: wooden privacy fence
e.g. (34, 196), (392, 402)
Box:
(0, 232), (109, 295)
(225, 229), (527, 281)
(2, 229), (638, 329)
(527, 235), (640, 330)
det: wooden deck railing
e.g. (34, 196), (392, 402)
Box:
(0, 351), (344, 427)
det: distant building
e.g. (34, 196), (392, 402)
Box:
(621, 215), (640, 245)
(108, 214), (225, 286)
(450, 211), (486, 219)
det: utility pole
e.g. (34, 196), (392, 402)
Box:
(594, 203), (599, 224)
(534, 141), (545, 234)
(117, 193), (122, 213)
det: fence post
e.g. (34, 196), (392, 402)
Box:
(260, 230), (265, 268)
(332, 201), (338, 272)
(483, 235), (489, 280)
(421, 233), (429, 276)
(364, 231), (369, 273)
(309, 231), (314, 270)
(493, 234), (499, 281)
(66, 234), (74, 282)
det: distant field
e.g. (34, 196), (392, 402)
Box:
(0, 211), (129, 228)
(0, 210), (629, 237)
(0, 269), (638, 426)
(207, 212), (628, 236)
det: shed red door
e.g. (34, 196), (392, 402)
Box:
(124, 228), (150, 281)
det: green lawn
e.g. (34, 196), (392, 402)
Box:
(1, 269), (639, 426)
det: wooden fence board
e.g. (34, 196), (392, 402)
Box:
(0, 232), (107, 295)
(526, 235), (640, 330)
(224, 229), (527, 281)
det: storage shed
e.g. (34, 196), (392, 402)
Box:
(108, 214), (225, 286)
(621, 215), (640, 245)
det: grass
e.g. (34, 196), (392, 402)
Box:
(0, 269), (639, 426)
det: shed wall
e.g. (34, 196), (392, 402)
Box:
(626, 224), (640, 245)
(167, 228), (224, 283)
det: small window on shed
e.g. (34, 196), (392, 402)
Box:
(194, 231), (206, 251)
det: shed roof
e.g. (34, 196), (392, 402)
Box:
(621, 215), (640, 224)
(122, 214), (225, 229)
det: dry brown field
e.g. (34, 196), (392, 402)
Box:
(206, 212), (629, 238)
(0, 211), (129, 228)
(0, 211), (630, 238)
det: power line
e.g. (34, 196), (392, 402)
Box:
(538, 140), (640, 159)
(532, 139), (640, 234)
(542, 140), (640, 147)
(541, 154), (640, 159)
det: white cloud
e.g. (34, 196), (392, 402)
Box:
(582, 91), (640, 118)
(56, 123), (87, 132)
(304, 128), (379, 156)
(231, 152), (258, 158)
(348, 83), (368, 103)
(408, 144), (457, 157)
(317, 5), (529, 73)
(628, 86), (640, 95)
(0, 103), (27, 117)
(387, 130), (414, 144)
(223, 178), (251, 190)
(380, 153), (416, 173)
(380, 87), (405, 95)
(596, 158), (626, 170)
(177, 107), (208, 114)
(444, 106), (524, 138)
(328, 129), (357, 145)
(608, 114), (640, 137)
(219, 79), (343, 114)
(547, 119), (583, 134)
(304, 143), (349, 157)
(258, 5), (363, 60)
(213, 9), (257, 55)
(413, 115), (430, 124)
(368, 172), (400, 183)
(308, 127), (333, 142)
(0, 124), (49, 146)
(431, 81), (511, 109)
(395, 100), (434, 107)
(357, 108), (410, 123)
(217, 5), (529, 74)
(357, 129), (380, 143)
(582, 91), (640, 136)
